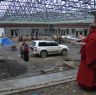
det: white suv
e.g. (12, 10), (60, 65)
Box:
(30, 40), (69, 57)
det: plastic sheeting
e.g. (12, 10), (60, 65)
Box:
(0, 37), (16, 46)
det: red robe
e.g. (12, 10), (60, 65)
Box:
(77, 30), (96, 88)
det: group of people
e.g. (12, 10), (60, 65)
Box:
(20, 41), (29, 62)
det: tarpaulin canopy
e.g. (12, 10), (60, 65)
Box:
(0, 37), (16, 46)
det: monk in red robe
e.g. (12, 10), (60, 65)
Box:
(77, 24), (96, 90)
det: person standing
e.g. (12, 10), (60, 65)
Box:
(23, 43), (29, 62)
(77, 24), (96, 90)
(20, 41), (25, 58)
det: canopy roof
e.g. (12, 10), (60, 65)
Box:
(0, 0), (96, 23)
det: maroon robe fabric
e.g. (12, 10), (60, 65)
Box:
(77, 29), (96, 88)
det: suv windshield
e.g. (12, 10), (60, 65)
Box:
(32, 41), (36, 46)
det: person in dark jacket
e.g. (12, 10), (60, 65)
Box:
(23, 43), (29, 62)
(77, 24), (96, 90)
(20, 41), (25, 58)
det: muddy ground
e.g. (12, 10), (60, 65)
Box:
(0, 40), (83, 95)
(0, 59), (27, 79)
(0, 41), (80, 80)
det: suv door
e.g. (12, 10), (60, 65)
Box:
(45, 42), (53, 54)
(51, 42), (60, 54)
(38, 42), (53, 54)
(46, 42), (60, 54)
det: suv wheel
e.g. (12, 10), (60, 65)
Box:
(40, 50), (47, 58)
(61, 49), (67, 56)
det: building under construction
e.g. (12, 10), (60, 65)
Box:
(0, 0), (96, 39)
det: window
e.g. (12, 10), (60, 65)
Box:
(52, 42), (58, 46)
(45, 42), (52, 46)
(38, 42), (46, 46)
(11, 29), (18, 37)
(66, 29), (69, 35)
(38, 42), (58, 46)
(46, 42), (58, 46)
(84, 29), (88, 36)
(32, 42), (36, 46)
(11, 30), (14, 36)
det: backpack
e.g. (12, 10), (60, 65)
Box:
(24, 45), (29, 52)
